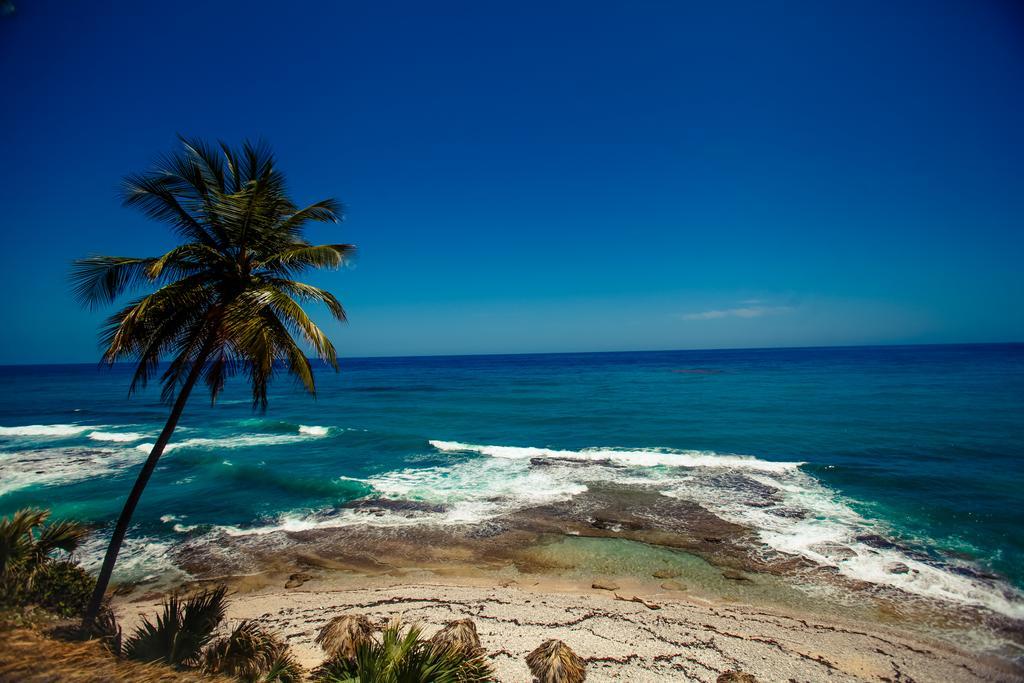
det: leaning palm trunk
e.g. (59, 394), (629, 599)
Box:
(73, 137), (352, 628)
(83, 344), (210, 626)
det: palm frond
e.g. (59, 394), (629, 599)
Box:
(146, 243), (227, 280)
(277, 199), (344, 238)
(0, 508), (48, 573)
(313, 620), (493, 683)
(430, 619), (483, 657)
(177, 134), (228, 195)
(34, 519), (90, 557)
(70, 256), (159, 308)
(121, 172), (219, 247)
(525, 639), (586, 683)
(314, 613), (374, 662)
(258, 244), (355, 275)
(260, 278), (347, 321)
(204, 620), (303, 683)
(124, 585), (227, 668)
(89, 603), (123, 656)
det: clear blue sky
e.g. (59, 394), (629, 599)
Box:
(1, 1), (1022, 363)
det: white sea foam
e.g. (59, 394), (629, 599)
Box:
(135, 428), (329, 454)
(422, 439), (1024, 619)
(0, 447), (144, 496)
(79, 533), (185, 583)
(298, 425), (329, 436)
(661, 469), (1024, 620)
(220, 455), (589, 535)
(429, 440), (803, 473)
(88, 430), (148, 442)
(0, 424), (93, 438)
(0, 423), (329, 496)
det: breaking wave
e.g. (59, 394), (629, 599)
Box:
(135, 426), (330, 453)
(0, 423), (93, 437)
(428, 440), (803, 472)
(88, 430), (148, 442)
(0, 447), (144, 496)
(353, 440), (1021, 619)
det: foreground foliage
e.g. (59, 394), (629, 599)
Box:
(118, 585), (302, 682)
(0, 624), (234, 683)
(203, 620), (304, 683)
(0, 508), (92, 617)
(525, 639), (586, 683)
(124, 586), (228, 667)
(312, 618), (494, 683)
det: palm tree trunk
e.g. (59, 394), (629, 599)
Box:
(81, 352), (210, 628)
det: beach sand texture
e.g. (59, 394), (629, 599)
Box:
(116, 575), (1024, 682)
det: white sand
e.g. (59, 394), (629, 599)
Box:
(115, 573), (1023, 682)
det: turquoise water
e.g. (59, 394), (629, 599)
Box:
(1, 344), (1022, 617)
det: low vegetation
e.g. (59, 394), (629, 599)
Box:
(525, 639), (587, 683)
(312, 618), (493, 682)
(1, 507), (597, 682)
(0, 508), (93, 617)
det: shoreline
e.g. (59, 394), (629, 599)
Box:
(113, 568), (1024, 682)
(105, 492), (1024, 681)
(145, 483), (1024, 653)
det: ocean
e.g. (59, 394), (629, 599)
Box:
(1, 343), (1022, 623)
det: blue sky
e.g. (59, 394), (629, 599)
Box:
(1, 1), (1022, 363)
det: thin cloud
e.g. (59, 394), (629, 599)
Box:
(677, 305), (791, 321)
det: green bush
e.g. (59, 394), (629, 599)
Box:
(0, 508), (91, 617)
(25, 559), (96, 617)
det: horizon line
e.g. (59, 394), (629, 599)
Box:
(1, 340), (1021, 369)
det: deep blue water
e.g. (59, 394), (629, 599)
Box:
(1, 344), (1022, 615)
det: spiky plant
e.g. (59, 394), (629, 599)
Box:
(525, 639), (586, 683)
(90, 603), (124, 656)
(315, 613), (375, 662)
(0, 508), (89, 574)
(0, 508), (91, 614)
(124, 585), (228, 668)
(72, 137), (354, 626)
(313, 620), (494, 683)
(203, 620), (303, 683)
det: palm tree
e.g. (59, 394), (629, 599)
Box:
(71, 137), (353, 627)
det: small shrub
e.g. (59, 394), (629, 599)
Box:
(24, 559), (96, 617)
(204, 619), (303, 683)
(430, 618), (483, 656)
(525, 639), (586, 683)
(0, 508), (91, 617)
(313, 619), (494, 683)
(315, 613), (374, 661)
(124, 586), (228, 668)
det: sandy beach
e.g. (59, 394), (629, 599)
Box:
(113, 570), (1024, 682)
(95, 477), (1024, 681)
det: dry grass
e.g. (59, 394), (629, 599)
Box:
(525, 638), (586, 683)
(313, 612), (374, 661)
(429, 618), (483, 655)
(0, 626), (233, 683)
